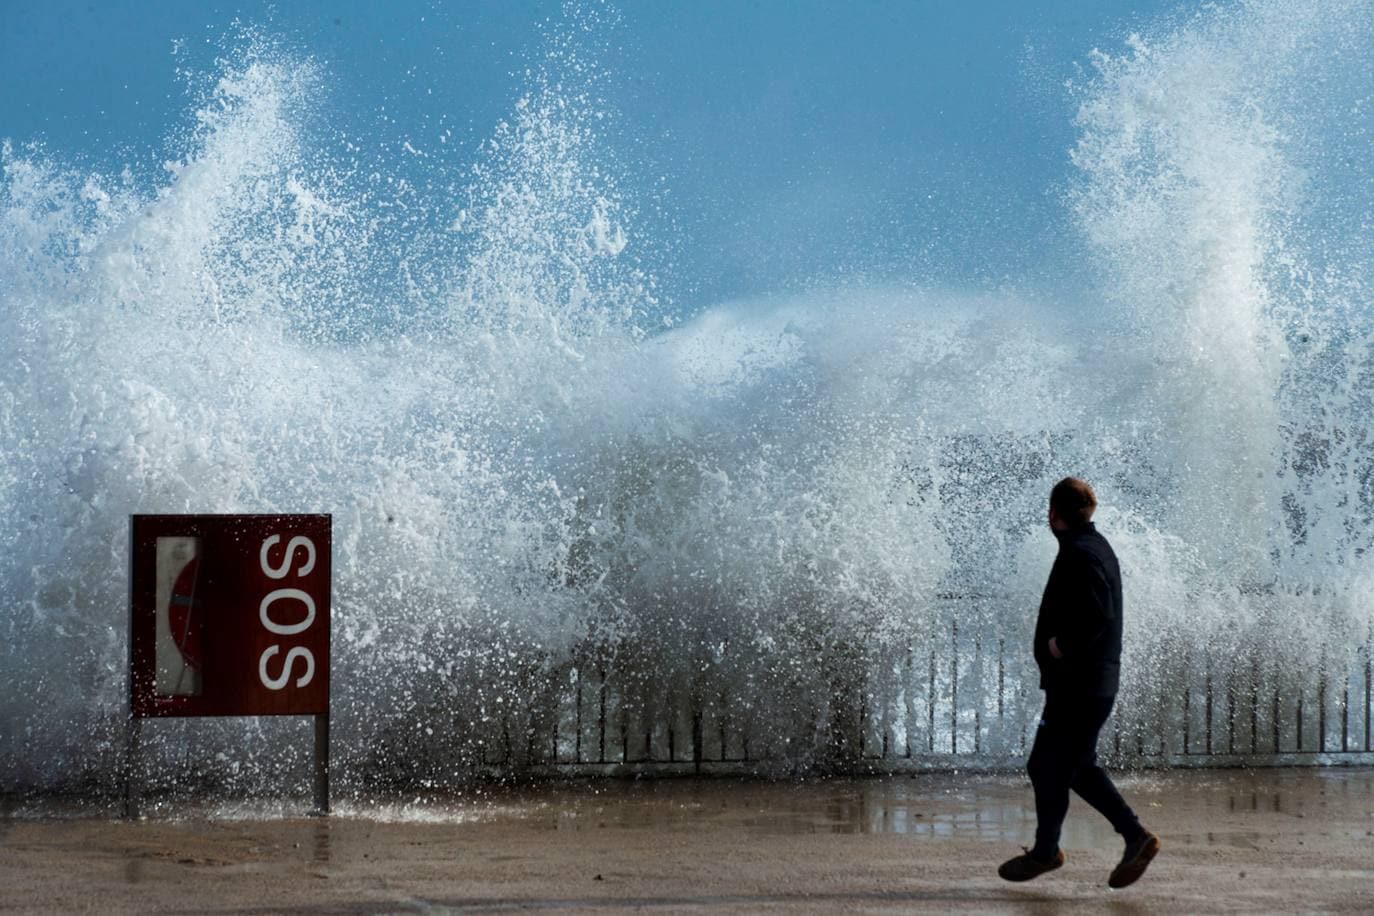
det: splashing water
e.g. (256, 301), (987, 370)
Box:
(2, 1), (1373, 796)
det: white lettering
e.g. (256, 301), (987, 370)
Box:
(259, 588), (316, 635)
(259, 535), (317, 580)
(258, 645), (316, 690)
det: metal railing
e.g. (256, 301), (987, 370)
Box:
(460, 619), (1374, 776)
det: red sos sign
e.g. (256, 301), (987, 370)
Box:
(129, 515), (331, 717)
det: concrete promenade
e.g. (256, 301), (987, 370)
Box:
(3, 767), (1371, 913)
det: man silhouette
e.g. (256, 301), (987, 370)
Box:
(998, 477), (1160, 889)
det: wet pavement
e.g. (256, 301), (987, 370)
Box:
(3, 767), (1373, 912)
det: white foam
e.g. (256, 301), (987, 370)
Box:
(1, 1), (1372, 793)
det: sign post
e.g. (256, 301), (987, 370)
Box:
(125, 514), (331, 817)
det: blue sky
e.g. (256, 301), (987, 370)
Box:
(2, 0), (1185, 311)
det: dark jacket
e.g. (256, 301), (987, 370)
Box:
(1033, 522), (1123, 697)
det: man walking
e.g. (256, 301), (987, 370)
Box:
(998, 477), (1160, 889)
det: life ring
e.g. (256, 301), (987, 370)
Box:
(169, 556), (203, 672)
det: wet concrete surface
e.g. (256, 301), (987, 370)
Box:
(3, 767), (1372, 912)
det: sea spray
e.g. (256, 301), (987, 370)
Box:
(2, 0), (1373, 795)
(1065, 0), (1374, 746)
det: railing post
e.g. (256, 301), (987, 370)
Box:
(692, 700), (703, 774)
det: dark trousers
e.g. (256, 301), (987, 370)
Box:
(1027, 691), (1143, 858)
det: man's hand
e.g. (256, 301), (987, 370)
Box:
(1048, 637), (1063, 659)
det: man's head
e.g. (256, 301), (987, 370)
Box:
(1048, 477), (1097, 531)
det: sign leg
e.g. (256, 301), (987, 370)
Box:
(312, 712), (330, 816)
(124, 715), (142, 819)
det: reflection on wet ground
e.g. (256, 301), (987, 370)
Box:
(443, 766), (1374, 850)
(4, 766), (1372, 852)
(516, 777), (1034, 840)
(313, 818), (330, 864)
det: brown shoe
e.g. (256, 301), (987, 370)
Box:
(998, 847), (1066, 882)
(1109, 831), (1161, 889)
